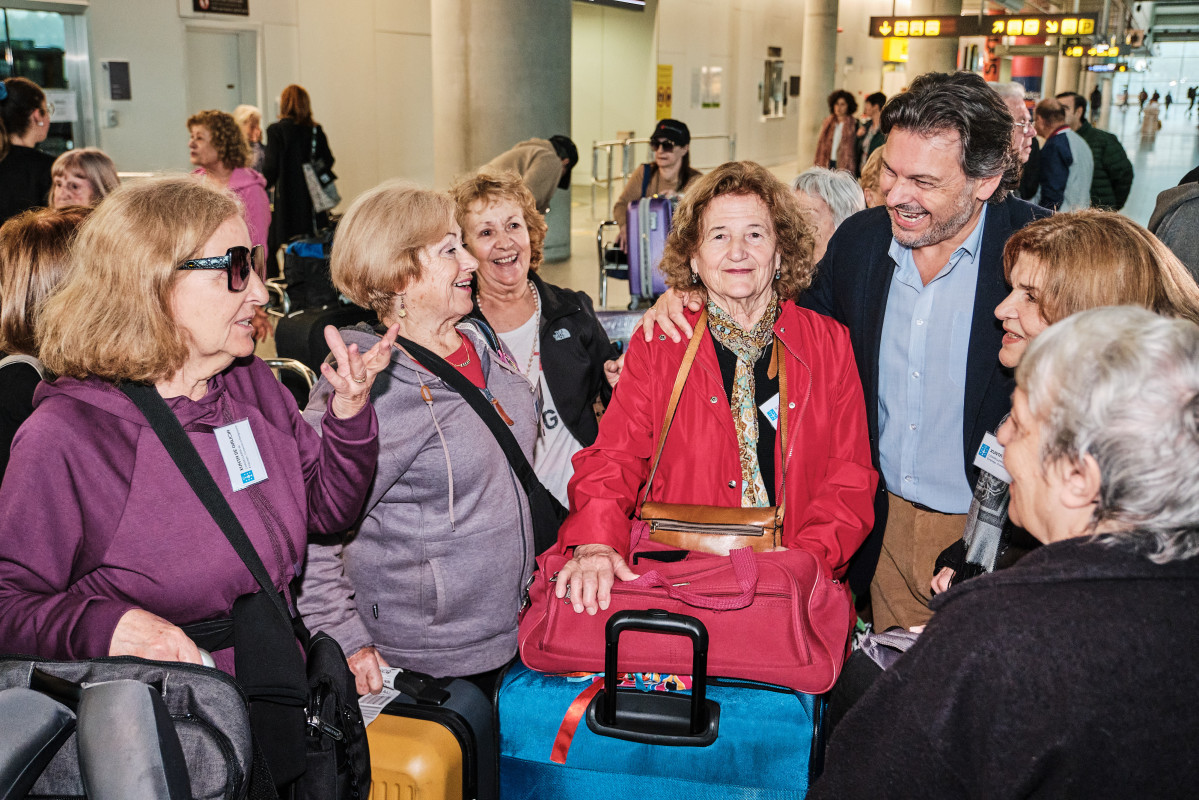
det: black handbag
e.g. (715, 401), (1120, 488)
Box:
(119, 382), (370, 799)
(391, 329), (568, 555)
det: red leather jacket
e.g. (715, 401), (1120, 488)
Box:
(561, 302), (877, 578)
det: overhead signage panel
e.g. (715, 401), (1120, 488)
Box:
(870, 14), (1097, 39)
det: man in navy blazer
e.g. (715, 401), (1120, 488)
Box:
(802, 71), (1052, 630)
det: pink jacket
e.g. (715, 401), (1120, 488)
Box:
(194, 167), (271, 249)
(560, 302), (877, 579)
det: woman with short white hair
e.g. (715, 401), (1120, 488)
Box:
(811, 305), (1199, 798)
(791, 167), (865, 262)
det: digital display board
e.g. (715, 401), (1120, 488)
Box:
(1062, 44), (1120, 57)
(869, 14), (1097, 39)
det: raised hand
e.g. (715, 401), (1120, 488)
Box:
(323, 323), (400, 419)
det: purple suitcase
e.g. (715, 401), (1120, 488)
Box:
(626, 195), (672, 300)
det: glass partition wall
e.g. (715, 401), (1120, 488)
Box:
(2, 6), (96, 154)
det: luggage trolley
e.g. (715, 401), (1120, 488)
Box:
(596, 220), (629, 309)
(596, 192), (672, 311)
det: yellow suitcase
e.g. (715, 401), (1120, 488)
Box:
(364, 674), (496, 800)
(367, 712), (463, 798)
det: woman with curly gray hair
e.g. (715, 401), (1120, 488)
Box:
(812, 305), (1199, 797)
(554, 161), (877, 623)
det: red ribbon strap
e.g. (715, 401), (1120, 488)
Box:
(550, 678), (604, 764)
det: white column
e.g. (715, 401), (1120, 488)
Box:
(1041, 56), (1058, 99)
(432, 0), (573, 260)
(1054, 55), (1081, 96)
(798, 0), (838, 169)
(904, 0), (963, 79)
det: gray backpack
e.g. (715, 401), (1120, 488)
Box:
(0, 656), (254, 800)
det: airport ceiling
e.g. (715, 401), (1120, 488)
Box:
(1145, 0), (1199, 42)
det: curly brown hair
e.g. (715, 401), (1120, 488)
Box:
(659, 161), (816, 301)
(187, 109), (250, 170)
(450, 170), (548, 272)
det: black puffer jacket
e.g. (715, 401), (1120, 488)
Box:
(471, 273), (617, 448)
(1075, 119), (1134, 210)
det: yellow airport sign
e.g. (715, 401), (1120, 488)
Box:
(872, 13), (1097, 39)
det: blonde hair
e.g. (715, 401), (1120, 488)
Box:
(1004, 209), (1199, 326)
(859, 148), (885, 204)
(37, 175), (239, 382)
(49, 148), (120, 206)
(0, 206), (91, 356)
(331, 180), (457, 318)
(450, 170), (548, 272)
(232, 104), (262, 131)
(660, 161), (816, 301)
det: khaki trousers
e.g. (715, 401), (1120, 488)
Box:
(869, 493), (967, 632)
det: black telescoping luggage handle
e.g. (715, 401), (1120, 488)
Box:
(585, 609), (720, 747)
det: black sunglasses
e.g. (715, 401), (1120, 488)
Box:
(177, 245), (266, 292)
(650, 138), (676, 153)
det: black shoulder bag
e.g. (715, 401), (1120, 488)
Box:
(119, 382), (370, 800)
(390, 331), (567, 555)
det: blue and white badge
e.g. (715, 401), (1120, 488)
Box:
(973, 432), (1011, 483)
(759, 393), (781, 430)
(214, 419), (269, 491)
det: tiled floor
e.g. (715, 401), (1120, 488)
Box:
(1109, 104), (1199, 226)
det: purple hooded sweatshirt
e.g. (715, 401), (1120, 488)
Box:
(0, 357), (377, 669)
(193, 166), (272, 249)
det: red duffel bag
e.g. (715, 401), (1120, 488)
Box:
(517, 529), (855, 693)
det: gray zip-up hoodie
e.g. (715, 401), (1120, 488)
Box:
(296, 321), (538, 677)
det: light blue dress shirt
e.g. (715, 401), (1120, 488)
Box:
(877, 206), (988, 514)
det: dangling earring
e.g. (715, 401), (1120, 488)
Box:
(691, 271), (700, 285)
(396, 293), (408, 318)
(774, 269), (781, 280)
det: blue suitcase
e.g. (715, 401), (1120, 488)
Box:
(498, 611), (825, 799)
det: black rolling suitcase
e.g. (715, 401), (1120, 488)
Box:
(274, 303), (378, 372)
(274, 304), (377, 403)
(366, 671), (497, 800)
(283, 231), (338, 310)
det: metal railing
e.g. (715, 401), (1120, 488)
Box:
(589, 133), (736, 217)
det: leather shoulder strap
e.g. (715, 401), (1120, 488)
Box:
(640, 309), (707, 507)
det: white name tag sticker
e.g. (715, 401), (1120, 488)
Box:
(214, 419), (269, 491)
(973, 432), (1011, 483)
(759, 393), (781, 430)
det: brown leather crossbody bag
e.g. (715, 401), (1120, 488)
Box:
(639, 309), (787, 555)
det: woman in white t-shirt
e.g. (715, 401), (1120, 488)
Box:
(453, 171), (620, 506)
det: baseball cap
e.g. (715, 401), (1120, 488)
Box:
(549, 135), (578, 190)
(651, 118), (691, 147)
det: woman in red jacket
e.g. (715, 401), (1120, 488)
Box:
(555, 160), (877, 615)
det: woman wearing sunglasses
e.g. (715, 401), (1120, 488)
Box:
(0, 176), (396, 680)
(612, 118), (701, 251)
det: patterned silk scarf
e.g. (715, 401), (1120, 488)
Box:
(706, 295), (779, 507)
